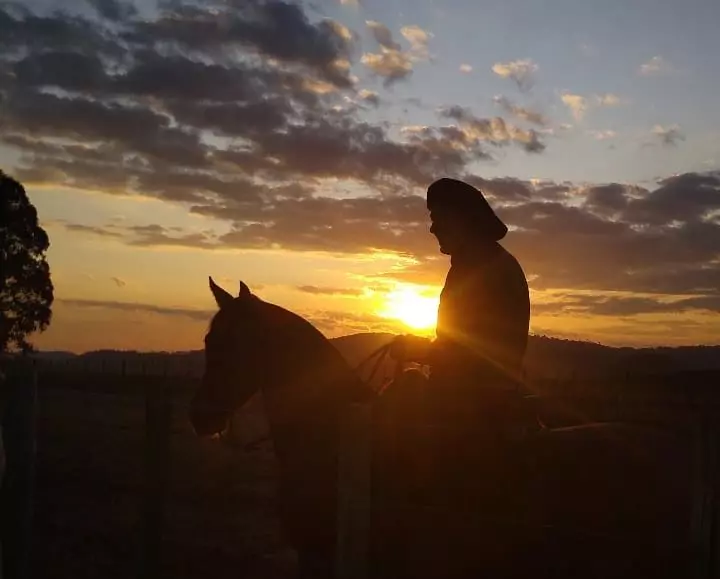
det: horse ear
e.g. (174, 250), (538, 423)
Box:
(238, 281), (252, 299)
(209, 276), (234, 309)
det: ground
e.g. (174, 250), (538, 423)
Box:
(31, 379), (294, 579)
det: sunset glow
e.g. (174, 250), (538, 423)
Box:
(1, 0), (719, 352)
(378, 285), (440, 334)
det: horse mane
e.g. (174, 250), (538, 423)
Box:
(254, 297), (366, 394)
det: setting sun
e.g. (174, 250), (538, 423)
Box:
(377, 285), (440, 333)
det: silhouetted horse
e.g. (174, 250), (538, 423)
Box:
(191, 278), (371, 578)
(190, 279), (695, 579)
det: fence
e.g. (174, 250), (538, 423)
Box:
(1, 359), (719, 578)
(0, 358), (198, 579)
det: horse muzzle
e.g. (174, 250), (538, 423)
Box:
(189, 400), (231, 438)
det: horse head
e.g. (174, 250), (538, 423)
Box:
(190, 276), (269, 437)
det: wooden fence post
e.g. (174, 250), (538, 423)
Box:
(336, 403), (372, 579)
(0, 363), (37, 579)
(139, 378), (173, 579)
(691, 408), (719, 579)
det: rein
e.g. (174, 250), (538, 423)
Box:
(351, 342), (395, 392)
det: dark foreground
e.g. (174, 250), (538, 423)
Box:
(17, 369), (709, 578)
(31, 379), (295, 579)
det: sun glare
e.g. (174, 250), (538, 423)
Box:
(378, 285), (440, 333)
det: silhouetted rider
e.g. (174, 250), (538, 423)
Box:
(390, 177), (531, 423)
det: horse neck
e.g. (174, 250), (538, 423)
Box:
(258, 306), (362, 422)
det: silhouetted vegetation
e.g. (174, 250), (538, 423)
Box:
(0, 171), (53, 353)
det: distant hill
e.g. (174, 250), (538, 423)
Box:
(17, 332), (720, 379)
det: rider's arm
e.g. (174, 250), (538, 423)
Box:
(389, 334), (433, 364)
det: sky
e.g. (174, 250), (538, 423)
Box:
(1, 0), (719, 352)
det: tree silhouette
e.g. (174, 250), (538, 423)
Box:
(0, 171), (53, 353)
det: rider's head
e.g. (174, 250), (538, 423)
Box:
(426, 178), (508, 255)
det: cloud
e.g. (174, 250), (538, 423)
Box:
(439, 105), (546, 153)
(533, 293), (720, 316)
(59, 222), (125, 238)
(459, 64), (472, 73)
(296, 285), (364, 296)
(560, 93), (588, 120)
(57, 299), (214, 321)
(639, 56), (673, 76)
(358, 88), (380, 107)
(0, 4), (122, 56)
(365, 20), (401, 50)
(491, 59), (538, 91)
(493, 96), (546, 126)
(126, 1), (356, 88)
(361, 50), (413, 86)
(51, 168), (720, 315)
(361, 21), (431, 86)
(595, 93), (623, 106)
(400, 25), (432, 60)
(652, 124), (685, 146)
(55, 220), (223, 249)
(589, 130), (617, 140)
(339, 0), (360, 6)
(2, 1), (534, 204)
(86, 0), (137, 21)
(560, 92), (623, 120)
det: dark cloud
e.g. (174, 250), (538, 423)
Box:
(2, 89), (209, 169)
(167, 99), (292, 136)
(126, 0), (355, 87)
(653, 125), (685, 147)
(126, 224), (220, 249)
(463, 175), (553, 202)
(533, 293), (720, 316)
(50, 167), (720, 313)
(502, 178), (720, 296)
(0, 3), (120, 56)
(212, 195), (435, 257)
(583, 183), (632, 216)
(55, 221), (221, 249)
(493, 96), (546, 126)
(0, 0), (548, 208)
(58, 298), (213, 321)
(62, 222), (124, 238)
(500, 201), (627, 236)
(86, 0), (137, 21)
(621, 172), (720, 225)
(13, 50), (109, 93)
(117, 52), (271, 103)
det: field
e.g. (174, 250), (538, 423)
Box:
(5, 363), (717, 578)
(29, 373), (293, 579)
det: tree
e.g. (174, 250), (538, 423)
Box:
(0, 171), (54, 353)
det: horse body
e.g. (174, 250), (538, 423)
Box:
(191, 279), (695, 579)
